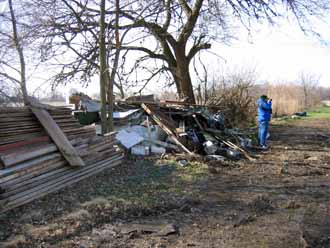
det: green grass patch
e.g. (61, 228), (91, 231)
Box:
(81, 158), (208, 210)
(306, 106), (330, 119)
(272, 106), (330, 126)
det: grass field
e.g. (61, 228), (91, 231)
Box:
(271, 105), (330, 126)
(307, 106), (330, 119)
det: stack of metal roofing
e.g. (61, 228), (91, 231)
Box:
(0, 107), (123, 213)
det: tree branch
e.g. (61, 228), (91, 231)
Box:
(177, 0), (192, 16)
(120, 11), (177, 47)
(61, 0), (98, 41)
(163, 0), (172, 30)
(0, 72), (20, 85)
(187, 42), (211, 62)
(120, 46), (169, 61)
(178, 0), (203, 43)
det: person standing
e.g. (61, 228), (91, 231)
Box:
(257, 95), (272, 149)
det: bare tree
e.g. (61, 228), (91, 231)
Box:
(8, 0), (29, 104)
(0, 0), (33, 105)
(0, 0), (47, 105)
(32, 0), (330, 104)
(298, 71), (321, 108)
(108, 0), (329, 103)
(32, 0), (127, 98)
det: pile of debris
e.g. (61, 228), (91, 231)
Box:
(114, 100), (256, 161)
(0, 105), (123, 213)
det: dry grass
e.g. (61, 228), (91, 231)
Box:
(267, 84), (304, 116)
(207, 82), (257, 127)
(0, 235), (27, 248)
(80, 197), (111, 208)
(267, 83), (321, 116)
(61, 209), (91, 222)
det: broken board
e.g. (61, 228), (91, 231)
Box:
(141, 103), (193, 154)
(30, 106), (85, 167)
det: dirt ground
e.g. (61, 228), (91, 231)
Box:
(1, 117), (330, 248)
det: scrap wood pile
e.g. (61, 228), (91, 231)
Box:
(115, 100), (256, 161)
(0, 106), (123, 213)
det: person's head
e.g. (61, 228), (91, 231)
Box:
(260, 95), (268, 101)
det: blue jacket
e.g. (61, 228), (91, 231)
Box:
(257, 98), (272, 122)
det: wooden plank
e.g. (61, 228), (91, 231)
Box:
(0, 160), (67, 189)
(0, 154), (123, 212)
(141, 103), (193, 154)
(0, 116), (36, 122)
(0, 166), (72, 198)
(30, 106), (85, 167)
(0, 144), (58, 168)
(1, 159), (123, 213)
(0, 121), (39, 127)
(0, 107), (30, 113)
(0, 127), (43, 136)
(0, 153), (63, 180)
(1, 154), (121, 204)
(0, 132), (46, 146)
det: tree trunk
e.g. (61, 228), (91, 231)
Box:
(106, 70), (114, 132)
(173, 44), (195, 104)
(8, 0), (28, 105)
(106, 0), (120, 132)
(303, 85), (308, 109)
(99, 0), (108, 134)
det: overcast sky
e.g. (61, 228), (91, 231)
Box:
(210, 19), (330, 88)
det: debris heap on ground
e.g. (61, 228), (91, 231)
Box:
(67, 93), (256, 158)
(0, 105), (123, 213)
(113, 100), (256, 161)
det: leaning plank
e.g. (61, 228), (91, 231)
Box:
(141, 103), (193, 154)
(30, 106), (85, 167)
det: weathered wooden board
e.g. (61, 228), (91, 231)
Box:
(30, 107), (85, 167)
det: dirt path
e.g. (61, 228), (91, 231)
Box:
(1, 118), (330, 248)
(120, 118), (330, 248)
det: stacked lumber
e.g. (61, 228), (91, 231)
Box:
(0, 107), (123, 213)
(0, 107), (95, 146)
